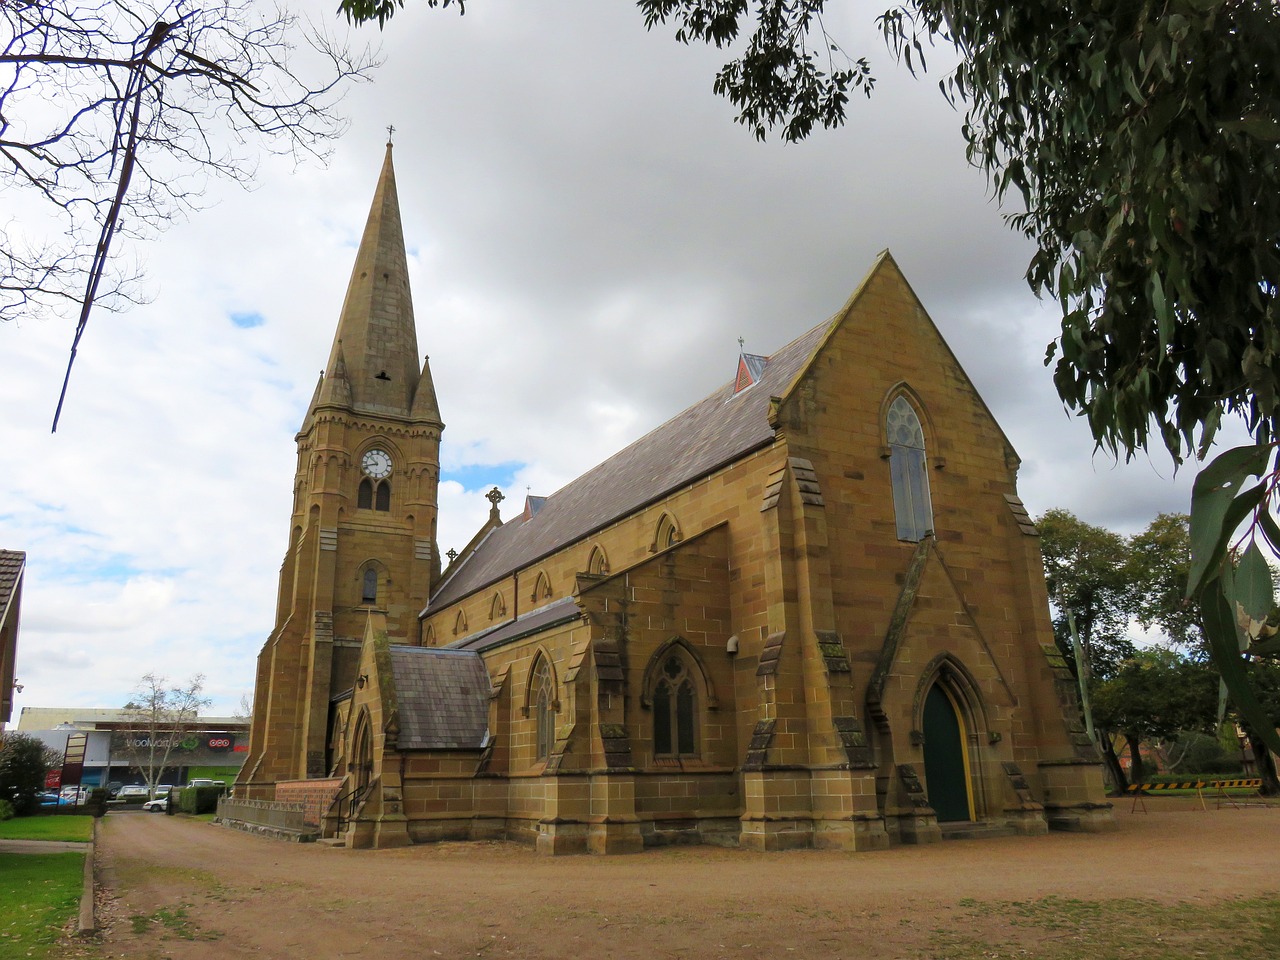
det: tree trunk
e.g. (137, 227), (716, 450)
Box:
(1247, 730), (1280, 796)
(1097, 731), (1128, 794)
(1124, 733), (1146, 788)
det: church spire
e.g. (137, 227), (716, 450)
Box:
(322, 141), (423, 415)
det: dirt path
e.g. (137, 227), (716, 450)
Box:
(80, 802), (1280, 960)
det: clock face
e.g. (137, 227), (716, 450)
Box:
(361, 448), (393, 479)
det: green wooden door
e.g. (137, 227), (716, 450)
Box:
(922, 684), (971, 822)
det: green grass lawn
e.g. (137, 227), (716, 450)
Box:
(931, 895), (1280, 960)
(0, 815), (94, 842)
(0, 852), (84, 959)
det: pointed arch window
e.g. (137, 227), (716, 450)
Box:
(587, 545), (609, 575)
(489, 591), (506, 621)
(652, 512), (681, 551)
(361, 567), (378, 604)
(652, 653), (699, 758)
(530, 570), (552, 603)
(357, 478), (391, 512)
(887, 396), (934, 542)
(530, 657), (556, 762)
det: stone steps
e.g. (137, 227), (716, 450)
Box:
(939, 821), (1018, 841)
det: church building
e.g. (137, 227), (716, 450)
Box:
(235, 145), (1113, 852)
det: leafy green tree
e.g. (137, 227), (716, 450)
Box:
(0, 733), (61, 816)
(1037, 508), (1135, 789)
(1037, 509), (1135, 679)
(1127, 514), (1203, 650)
(1091, 647), (1219, 787)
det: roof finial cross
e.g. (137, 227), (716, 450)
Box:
(386, 124), (395, 145)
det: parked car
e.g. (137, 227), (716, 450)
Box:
(37, 791), (61, 806)
(142, 796), (169, 812)
(116, 785), (150, 801)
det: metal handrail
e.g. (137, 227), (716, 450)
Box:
(330, 777), (374, 837)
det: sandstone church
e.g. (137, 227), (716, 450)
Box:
(235, 145), (1113, 852)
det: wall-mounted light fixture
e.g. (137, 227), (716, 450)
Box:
(356, 674), (369, 689)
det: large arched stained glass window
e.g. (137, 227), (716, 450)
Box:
(531, 657), (555, 762)
(887, 396), (934, 542)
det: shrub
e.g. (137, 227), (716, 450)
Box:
(0, 733), (58, 816)
(86, 788), (108, 818)
(177, 786), (221, 815)
(1177, 732), (1245, 776)
(0, 798), (13, 821)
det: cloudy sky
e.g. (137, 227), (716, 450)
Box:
(1, 2), (1225, 717)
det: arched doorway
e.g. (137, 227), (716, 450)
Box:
(922, 684), (973, 822)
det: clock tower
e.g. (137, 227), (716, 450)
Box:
(239, 142), (443, 793)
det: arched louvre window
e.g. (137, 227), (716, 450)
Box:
(587, 545), (608, 575)
(375, 481), (391, 512)
(887, 396), (933, 542)
(357, 478), (373, 510)
(361, 567), (377, 604)
(654, 513), (679, 550)
(531, 658), (555, 761)
(652, 654), (698, 758)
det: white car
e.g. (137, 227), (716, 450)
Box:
(142, 795), (169, 812)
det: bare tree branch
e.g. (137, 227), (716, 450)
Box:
(0, 0), (380, 425)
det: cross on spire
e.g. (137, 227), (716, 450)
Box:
(386, 124), (395, 145)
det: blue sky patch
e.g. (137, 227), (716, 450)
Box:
(230, 311), (265, 329)
(441, 462), (523, 491)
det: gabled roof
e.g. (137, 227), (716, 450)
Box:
(388, 646), (491, 749)
(447, 597), (581, 654)
(0, 550), (23, 625)
(1, 549), (25, 726)
(426, 316), (834, 611)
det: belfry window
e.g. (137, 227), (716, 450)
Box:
(359, 478), (392, 512)
(652, 654), (698, 758)
(361, 568), (377, 604)
(887, 396), (933, 542)
(531, 657), (555, 762)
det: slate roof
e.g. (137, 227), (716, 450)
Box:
(0, 550), (24, 622)
(426, 316), (833, 610)
(388, 645), (491, 750)
(447, 597), (582, 654)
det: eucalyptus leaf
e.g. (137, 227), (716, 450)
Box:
(1232, 541), (1276, 624)
(1188, 443), (1273, 596)
(1201, 580), (1280, 757)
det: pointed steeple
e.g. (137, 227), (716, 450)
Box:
(410, 354), (441, 424)
(322, 142), (421, 415)
(317, 339), (353, 408)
